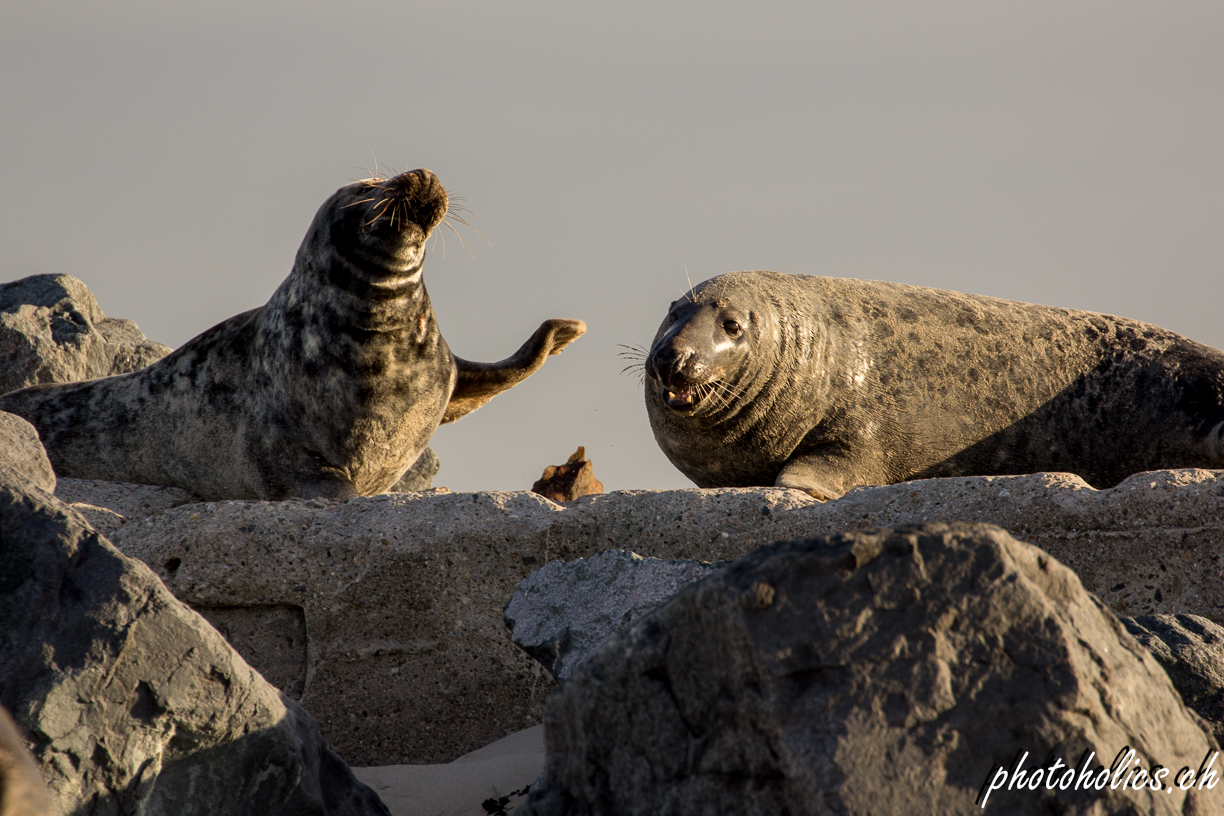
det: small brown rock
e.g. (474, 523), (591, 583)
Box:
(532, 447), (603, 503)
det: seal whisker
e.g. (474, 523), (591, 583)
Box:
(443, 211), (492, 246)
(362, 208), (391, 228)
(616, 344), (649, 362)
(440, 218), (476, 260)
(430, 223), (448, 258)
(711, 380), (746, 412)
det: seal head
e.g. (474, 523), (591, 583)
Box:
(646, 292), (755, 415)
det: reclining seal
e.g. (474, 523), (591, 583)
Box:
(0, 169), (585, 500)
(643, 270), (1224, 500)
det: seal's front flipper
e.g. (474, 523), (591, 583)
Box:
(442, 318), (586, 424)
(774, 455), (863, 502)
(254, 454), (362, 501)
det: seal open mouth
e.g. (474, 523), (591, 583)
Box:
(665, 387), (699, 411)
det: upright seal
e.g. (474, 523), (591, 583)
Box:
(642, 270), (1224, 499)
(0, 169), (585, 500)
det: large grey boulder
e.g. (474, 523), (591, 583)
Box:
(1124, 614), (1224, 745)
(505, 550), (719, 680)
(0, 274), (171, 394)
(0, 468), (389, 814)
(504, 552), (1224, 759)
(523, 523), (1221, 816)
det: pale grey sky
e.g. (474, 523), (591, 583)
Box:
(2, 1), (1222, 492)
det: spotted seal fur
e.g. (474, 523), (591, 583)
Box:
(640, 270), (1224, 499)
(0, 169), (585, 500)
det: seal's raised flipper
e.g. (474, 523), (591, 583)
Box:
(443, 318), (586, 424)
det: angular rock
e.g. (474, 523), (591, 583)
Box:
(505, 549), (719, 680)
(523, 523), (1221, 816)
(509, 558), (1224, 737)
(0, 470), (389, 815)
(0, 412), (54, 494)
(0, 274), (171, 394)
(531, 447), (602, 503)
(0, 704), (52, 816)
(1124, 614), (1224, 744)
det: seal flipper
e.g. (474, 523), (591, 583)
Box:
(442, 318), (585, 424)
(774, 452), (877, 502)
(254, 457), (361, 501)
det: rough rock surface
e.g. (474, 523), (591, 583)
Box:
(55, 477), (201, 537)
(505, 554), (1224, 752)
(74, 468), (1224, 766)
(0, 470), (389, 815)
(523, 523), (1221, 816)
(0, 412), (54, 494)
(0, 274), (171, 394)
(531, 447), (603, 503)
(1124, 614), (1224, 744)
(0, 704), (52, 816)
(505, 549), (719, 680)
(110, 491), (575, 766)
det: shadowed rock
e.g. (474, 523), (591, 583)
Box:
(507, 545), (1224, 751)
(0, 468), (389, 815)
(522, 523), (1220, 816)
(1124, 614), (1224, 744)
(505, 549), (718, 680)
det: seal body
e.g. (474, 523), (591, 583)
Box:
(0, 169), (584, 500)
(644, 270), (1224, 499)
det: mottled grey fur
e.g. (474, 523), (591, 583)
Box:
(645, 270), (1224, 499)
(0, 169), (584, 500)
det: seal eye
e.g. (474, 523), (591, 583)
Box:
(723, 320), (742, 337)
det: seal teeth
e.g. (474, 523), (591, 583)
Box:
(666, 389), (697, 409)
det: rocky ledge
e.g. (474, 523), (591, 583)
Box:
(53, 466), (1224, 769)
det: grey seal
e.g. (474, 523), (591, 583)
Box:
(640, 270), (1224, 499)
(0, 169), (585, 500)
